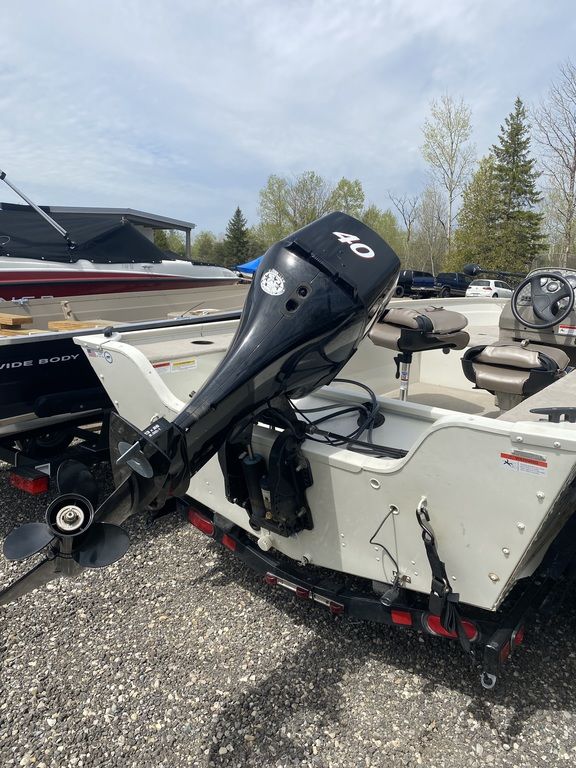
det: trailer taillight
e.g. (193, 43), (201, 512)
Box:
(264, 573), (278, 586)
(391, 610), (413, 626)
(329, 601), (345, 616)
(9, 468), (49, 495)
(512, 625), (525, 647)
(187, 508), (215, 536)
(425, 614), (478, 641)
(221, 533), (237, 552)
(296, 586), (310, 599)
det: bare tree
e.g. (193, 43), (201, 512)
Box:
(421, 94), (475, 256)
(388, 192), (419, 252)
(533, 60), (576, 267)
(412, 184), (448, 274)
(539, 187), (566, 267)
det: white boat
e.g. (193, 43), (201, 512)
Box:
(3, 212), (576, 688)
(0, 201), (240, 300)
(0, 168), (242, 300)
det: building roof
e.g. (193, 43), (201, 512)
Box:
(0, 203), (196, 232)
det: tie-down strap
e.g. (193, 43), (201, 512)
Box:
(416, 500), (472, 656)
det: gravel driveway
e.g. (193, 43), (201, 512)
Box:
(1, 465), (576, 768)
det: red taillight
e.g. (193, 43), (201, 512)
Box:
(264, 573), (278, 586)
(500, 641), (511, 662)
(187, 508), (215, 536)
(329, 601), (345, 616)
(425, 614), (478, 641)
(391, 610), (413, 626)
(295, 586), (310, 599)
(9, 469), (49, 495)
(513, 626), (525, 647)
(221, 533), (237, 551)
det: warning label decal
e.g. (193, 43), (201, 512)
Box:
(153, 358), (197, 375)
(171, 358), (197, 371)
(500, 452), (548, 476)
(559, 324), (576, 336)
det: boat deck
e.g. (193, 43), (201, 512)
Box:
(380, 382), (498, 416)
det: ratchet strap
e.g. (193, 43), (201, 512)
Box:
(416, 504), (472, 656)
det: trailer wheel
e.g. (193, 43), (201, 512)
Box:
(15, 430), (75, 459)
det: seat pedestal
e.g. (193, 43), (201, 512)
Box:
(370, 306), (470, 400)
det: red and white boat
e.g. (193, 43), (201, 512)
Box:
(0, 170), (240, 300)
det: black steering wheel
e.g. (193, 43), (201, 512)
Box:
(511, 272), (575, 329)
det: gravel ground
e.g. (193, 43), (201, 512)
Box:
(1, 465), (576, 768)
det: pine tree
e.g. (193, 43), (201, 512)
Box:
(223, 207), (250, 267)
(491, 97), (545, 269)
(450, 156), (501, 270)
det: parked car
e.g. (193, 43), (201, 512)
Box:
(395, 269), (435, 298)
(433, 272), (473, 297)
(465, 279), (514, 298)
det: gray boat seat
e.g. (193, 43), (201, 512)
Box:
(369, 306), (470, 353)
(369, 306), (470, 399)
(462, 342), (570, 410)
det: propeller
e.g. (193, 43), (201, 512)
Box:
(57, 459), (100, 506)
(0, 462), (134, 605)
(4, 522), (55, 560)
(73, 523), (130, 568)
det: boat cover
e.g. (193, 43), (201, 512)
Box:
(236, 255), (262, 274)
(0, 203), (172, 263)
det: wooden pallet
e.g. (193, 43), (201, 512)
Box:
(0, 328), (46, 336)
(47, 320), (114, 331)
(0, 312), (33, 329)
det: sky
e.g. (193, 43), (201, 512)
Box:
(1, 0), (576, 236)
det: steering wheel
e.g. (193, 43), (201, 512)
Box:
(511, 272), (575, 329)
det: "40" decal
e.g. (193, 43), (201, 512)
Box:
(332, 231), (375, 259)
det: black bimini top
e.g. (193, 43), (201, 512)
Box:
(0, 203), (176, 264)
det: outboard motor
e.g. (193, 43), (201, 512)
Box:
(111, 211), (401, 499)
(1, 212), (400, 602)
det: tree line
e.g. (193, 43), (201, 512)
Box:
(158, 59), (576, 275)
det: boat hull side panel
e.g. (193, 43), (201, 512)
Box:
(0, 337), (104, 422)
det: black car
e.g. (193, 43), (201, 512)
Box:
(433, 272), (473, 297)
(395, 269), (435, 298)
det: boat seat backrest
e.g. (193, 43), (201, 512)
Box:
(462, 342), (570, 397)
(369, 306), (470, 353)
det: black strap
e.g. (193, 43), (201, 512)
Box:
(416, 505), (472, 656)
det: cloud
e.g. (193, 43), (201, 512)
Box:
(1, 0), (575, 231)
